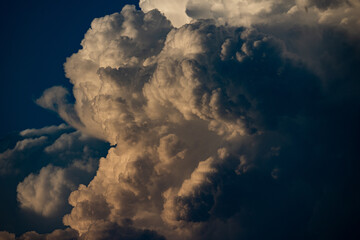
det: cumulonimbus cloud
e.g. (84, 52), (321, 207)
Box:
(3, 0), (360, 239)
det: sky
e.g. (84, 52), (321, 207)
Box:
(0, 0), (360, 240)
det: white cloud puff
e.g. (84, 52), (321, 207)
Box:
(17, 165), (75, 217)
(140, 0), (360, 31)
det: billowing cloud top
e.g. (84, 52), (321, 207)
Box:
(140, 0), (360, 29)
(2, 0), (360, 239)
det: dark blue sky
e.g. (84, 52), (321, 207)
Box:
(0, 0), (138, 138)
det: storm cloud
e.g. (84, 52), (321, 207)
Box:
(1, 0), (360, 239)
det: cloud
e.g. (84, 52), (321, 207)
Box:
(0, 136), (49, 175)
(308, 0), (347, 9)
(36, 87), (84, 134)
(0, 231), (15, 240)
(17, 165), (73, 217)
(56, 5), (172, 144)
(1, 224), (164, 240)
(17, 160), (98, 218)
(162, 157), (218, 225)
(140, 0), (191, 27)
(44, 3), (359, 239)
(140, 0), (360, 31)
(15, 130), (107, 218)
(3, 1), (360, 239)
(0, 124), (108, 234)
(8, 228), (78, 240)
(78, 220), (165, 240)
(0, 125), (107, 176)
(19, 124), (70, 138)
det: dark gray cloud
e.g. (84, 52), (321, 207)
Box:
(79, 221), (165, 240)
(17, 228), (78, 240)
(151, 20), (359, 239)
(0, 222), (165, 240)
(309, 0), (347, 9)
